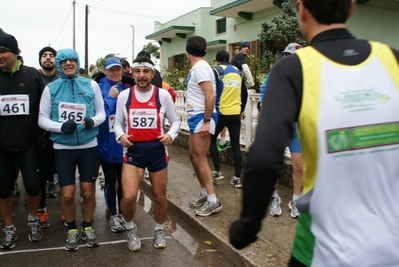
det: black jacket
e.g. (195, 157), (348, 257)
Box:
(0, 64), (44, 151)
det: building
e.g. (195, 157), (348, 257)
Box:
(146, 0), (399, 72)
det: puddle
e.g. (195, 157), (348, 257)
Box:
(137, 189), (238, 266)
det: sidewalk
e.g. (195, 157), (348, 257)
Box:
(141, 144), (297, 267)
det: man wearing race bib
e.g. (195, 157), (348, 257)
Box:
(0, 34), (45, 249)
(38, 48), (105, 251)
(96, 57), (130, 233)
(229, 1), (399, 266)
(114, 56), (180, 251)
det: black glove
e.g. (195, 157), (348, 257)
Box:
(250, 84), (260, 93)
(83, 116), (94, 129)
(61, 119), (77, 134)
(229, 220), (258, 250)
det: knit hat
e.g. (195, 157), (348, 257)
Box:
(239, 41), (250, 51)
(136, 50), (151, 59)
(215, 50), (230, 62)
(281, 43), (302, 55)
(39, 46), (57, 61)
(0, 34), (19, 55)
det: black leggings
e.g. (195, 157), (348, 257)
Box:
(37, 142), (56, 208)
(0, 147), (40, 198)
(101, 162), (123, 216)
(210, 114), (242, 178)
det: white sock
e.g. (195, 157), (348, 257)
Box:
(207, 193), (217, 203)
(271, 190), (278, 198)
(219, 137), (226, 145)
(234, 176), (240, 180)
(154, 223), (163, 231)
(38, 207), (47, 212)
(125, 220), (134, 230)
(28, 214), (38, 221)
(200, 188), (207, 195)
(292, 194), (299, 202)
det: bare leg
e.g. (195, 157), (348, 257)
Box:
(120, 163), (143, 222)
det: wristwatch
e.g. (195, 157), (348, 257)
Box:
(203, 118), (211, 123)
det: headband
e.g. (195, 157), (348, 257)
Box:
(131, 62), (155, 70)
(186, 46), (206, 57)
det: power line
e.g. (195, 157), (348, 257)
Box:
(51, 5), (73, 46)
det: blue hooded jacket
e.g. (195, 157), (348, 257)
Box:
(47, 48), (98, 146)
(97, 76), (129, 163)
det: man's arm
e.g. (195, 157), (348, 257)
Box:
(230, 55), (303, 249)
(241, 63), (255, 87)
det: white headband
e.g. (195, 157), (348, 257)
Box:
(131, 62), (155, 71)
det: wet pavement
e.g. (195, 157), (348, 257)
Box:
(2, 143), (296, 267)
(142, 145), (297, 267)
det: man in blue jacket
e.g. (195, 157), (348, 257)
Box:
(38, 48), (105, 251)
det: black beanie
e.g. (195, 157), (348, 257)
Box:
(0, 34), (19, 55)
(216, 50), (230, 62)
(39, 46), (57, 61)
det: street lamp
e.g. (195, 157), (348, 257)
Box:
(130, 25), (135, 63)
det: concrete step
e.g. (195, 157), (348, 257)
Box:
(141, 145), (297, 267)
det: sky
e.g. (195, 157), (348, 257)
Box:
(1, 0), (211, 69)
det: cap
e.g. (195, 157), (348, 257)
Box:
(39, 46), (57, 62)
(0, 34), (19, 55)
(239, 41), (250, 51)
(281, 43), (302, 55)
(104, 57), (122, 69)
(215, 50), (230, 62)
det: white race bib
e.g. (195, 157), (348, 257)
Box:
(108, 114), (116, 132)
(58, 102), (86, 122)
(129, 109), (157, 129)
(0, 94), (30, 116)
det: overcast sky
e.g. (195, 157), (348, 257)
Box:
(1, 0), (211, 69)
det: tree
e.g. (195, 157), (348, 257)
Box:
(259, 1), (306, 74)
(0, 28), (5, 35)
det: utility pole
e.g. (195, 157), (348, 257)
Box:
(73, 0), (76, 50)
(85, 5), (89, 75)
(130, 25), (135, 63)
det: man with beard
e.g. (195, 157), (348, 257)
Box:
(36, 46), (59, 230)
(114, 56), (180, 251)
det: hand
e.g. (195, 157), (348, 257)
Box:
(157, 134), (172, 146)
(229, 220), (258, 250)
(200, 122), (210, 137)
(119, 134), (133, 148)
(249, 84), (260, 93)
(83, 116), (94, 129)
(61, 119), (77, 134)
(108, 84), (119, 98)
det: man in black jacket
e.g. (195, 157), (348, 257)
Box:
(229, 1), (399, 266)
(0, 33), (44, 249)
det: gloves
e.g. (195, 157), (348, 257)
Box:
(229, 220), (258, 250)
(61, 119), (77, 134)
(83, 116), (94, 129)
(249, 84), (260, 93)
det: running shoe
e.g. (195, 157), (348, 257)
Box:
(127, 224), (141, 251)
(38, 210), (50, 229)
(109, 215), (124, 233)
(288, 200), (300, 218)
(61, 214), (68, 227)
(189, 193), (207, 207)
(270, 196), (282, 216)
(195, 200), (222, 217)
(119, 214), (127, 230)
(217, 140), (231, 152)
(81, 226), (99, 247)
(65, 229), (79, 251)
(47, 182), (57, 198)
(144, 168), (149, 179)
(28, 218), (43, 242)
(153, 229), (167, 249)
(230, 177), (243, 188)
(0, 226), (18, 249)
(212, 171), (225, 181)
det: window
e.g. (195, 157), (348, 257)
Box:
(216, 18), (226, 34)
(168, 54), (187, 71)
